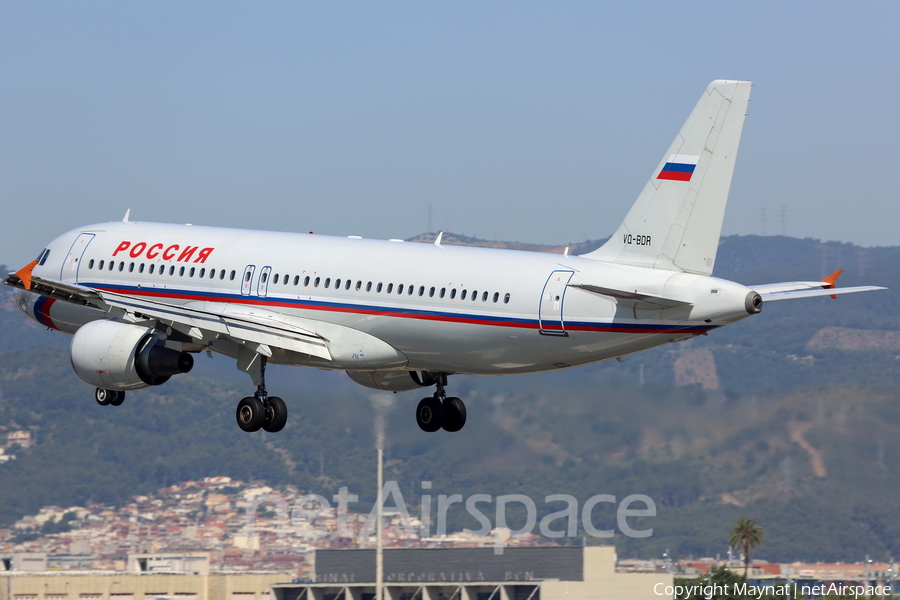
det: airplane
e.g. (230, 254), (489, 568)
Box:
(4, 80), (886, 434)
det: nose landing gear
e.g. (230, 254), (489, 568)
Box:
(415, 373), (466, 433)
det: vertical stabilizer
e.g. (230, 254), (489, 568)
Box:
(582, 80), (752, 276)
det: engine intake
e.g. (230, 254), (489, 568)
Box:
(71, 320), (194, 391)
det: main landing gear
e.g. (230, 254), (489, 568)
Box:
(95, 388), (125, 406)
(235, 356), (288, 433)
(416, 374), (467, 433)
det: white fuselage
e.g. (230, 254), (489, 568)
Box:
(27, 220), (757, 375)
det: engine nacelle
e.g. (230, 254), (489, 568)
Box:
(346, 370), (436, 392)
(70, 320), (194, 391)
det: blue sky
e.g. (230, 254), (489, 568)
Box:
(2, 2), (898, 268)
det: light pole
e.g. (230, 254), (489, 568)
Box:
(376, 444), (383, 600)
(371, 393), (394, 600)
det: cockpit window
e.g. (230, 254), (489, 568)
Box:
(36, 249), (50, 266)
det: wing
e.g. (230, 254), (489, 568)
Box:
(750, 270), (887, 302)
(4, 269), (331, 360)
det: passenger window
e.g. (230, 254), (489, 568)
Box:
(356, 281), (362, 291)
(419, 286), (425, 297)
(88, 259), (94, 269)
(482, 291), (488, 302)
(245, 271), (252, 282)
(387, 283), (393, 294)
(397, 284), (404, 294)
(408, 285), (414, 295)
(139, 263), (145, 274)
(149, 264), (155, 274)
(261, 272), (267, 283)
(314, 277), (320, 287)
(230, 270), (236, 280)
(439, 288), (445, 298)
(273, 273), (279, 284)
(345, 280), (351, 290)
(377, 283), (383, 293)
(304, 276), (311, 286)
(294, 275), (300, 285)
(504, 293), (511, 304)
(117, 262), (123, 271)
(210, 269), (215, 279)
(170, 266), (176, 276)
(493, 292), (499, 303)
(450, 289), (456, 299)
(220, 270), (226, 280)
(472, 290), (478, 301)
(461, 290), (467, 300)
(98, 260), (104, 270)
(429, 287), (435, 297)
(335, 278), (341, 289)
(366, 282), (372, 292)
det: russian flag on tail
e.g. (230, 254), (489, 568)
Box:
(657, 154), (700, 181)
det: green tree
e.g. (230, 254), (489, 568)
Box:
(729, 517), (764, 581)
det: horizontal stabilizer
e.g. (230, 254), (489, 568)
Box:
(756, 286), (886, 302)
(570, 283), (692, 309)
(751, 270), (886, 302)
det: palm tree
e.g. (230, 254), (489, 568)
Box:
(729, 517), (764, 580)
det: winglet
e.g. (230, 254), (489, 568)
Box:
(15, 260), (39, 290)
(123, 208), (131, 222)
(822, 269), (843, 299)
(434, 232), (443, 247)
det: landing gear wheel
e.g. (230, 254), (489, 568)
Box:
(95, 388), (115, 406)
(416, 396), (445, 433)
(263, 396), (288, 433)
(442, 397), (467, 432)
(236, 396), (265, 432)
(109, 391), (125, 406)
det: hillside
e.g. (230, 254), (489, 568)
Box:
(1, 235), (899, 562)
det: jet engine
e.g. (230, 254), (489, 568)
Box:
(346, 370), (436, 392)
(70, 320), (194, 391)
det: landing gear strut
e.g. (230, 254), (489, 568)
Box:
(415, 373), (466, 433)
(235, 356), (288, 433)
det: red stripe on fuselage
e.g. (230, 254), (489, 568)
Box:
(89, 285), (713, 336)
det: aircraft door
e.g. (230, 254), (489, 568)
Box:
(60, 233), (96, 282)
(539, 270), (574, 335)
(257, 266), (272, 297)
(241, 265), (256, 296)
